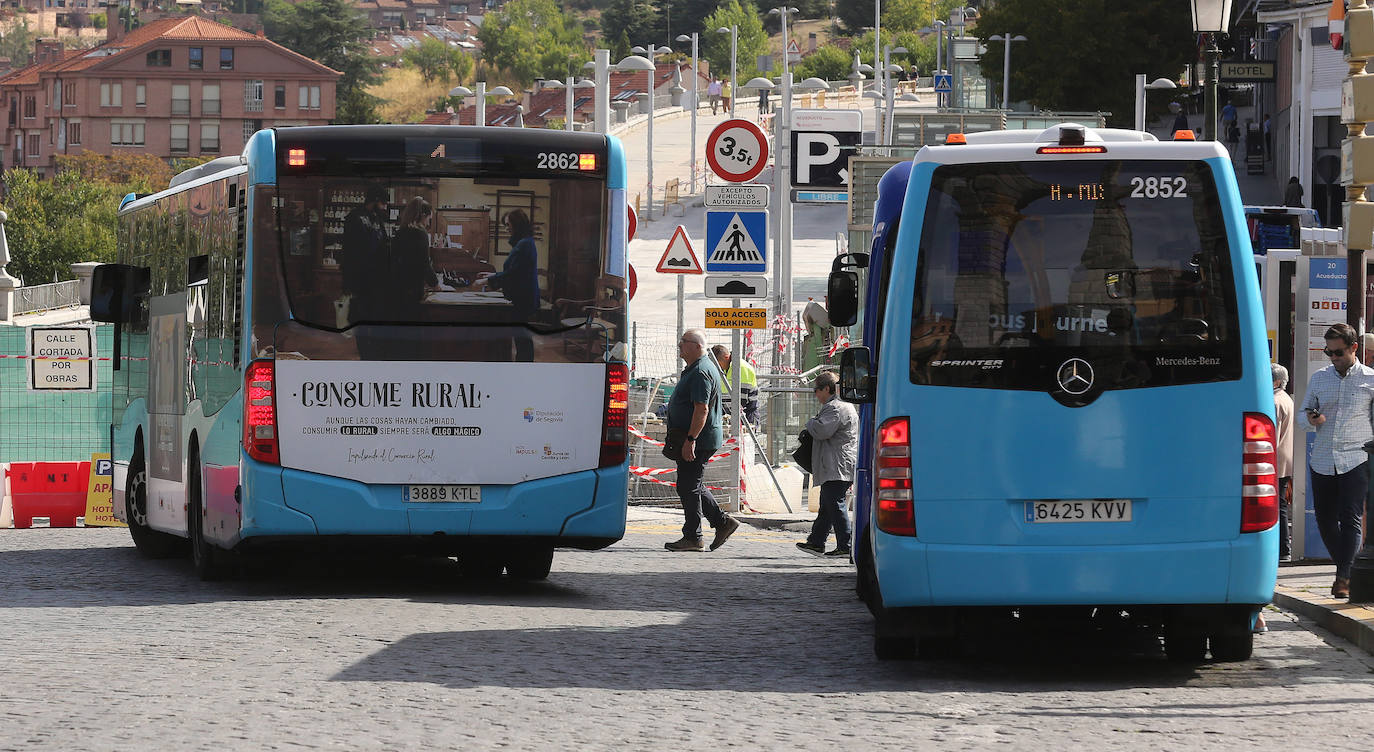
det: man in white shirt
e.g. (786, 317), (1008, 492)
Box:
(1272, 363), (1294, 563)
(1299, 323), (1374, 599)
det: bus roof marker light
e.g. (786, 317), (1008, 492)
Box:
(287, 148), (306, 167)
(945, 133), (967, 145)
(1173, 129), (1197, 141)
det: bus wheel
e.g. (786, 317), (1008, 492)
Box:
(126, 451), (186, 559)
(874, 608), (917, 660)
(188, 453), (233, 581)
(1164, 630), (1207, 662)
(1209, 633), (1254, 662)
(505, 545), (554, 581)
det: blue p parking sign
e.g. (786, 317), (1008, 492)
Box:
(705, 210), (768, 273)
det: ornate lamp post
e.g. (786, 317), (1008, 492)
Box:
(1190, 0), (1234, 141)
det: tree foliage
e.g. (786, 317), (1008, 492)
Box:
(479, 0), (588, 85)
(0, 154), (216, 283)
(403, 36), (474, 84)
(973, 0), (1194, 124)
(0, 22), (37, 68)
(601, 0), (661, 60)
(701, 0), (767, 81)
(838, 0), (964, 35)
(1, 169), (120, 284)
(263, 0), (383, 123)
(795, 44), (853, 81)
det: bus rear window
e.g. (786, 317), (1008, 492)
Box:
(910, 160), (1242, 392)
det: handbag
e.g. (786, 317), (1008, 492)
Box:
(792, 429), (814, 474)
(662, 427), (689, 462)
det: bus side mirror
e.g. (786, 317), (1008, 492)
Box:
(839, 346), (874, 403)
(827, 271), (860, 327)
(826, 252), (868, 328)
(90, 263), (149, 324)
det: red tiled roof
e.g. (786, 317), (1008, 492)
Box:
(0, 48), (83, 87)
(33, 16), (339, 76)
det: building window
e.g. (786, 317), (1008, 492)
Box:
(244, 80), (263, 112)
(24, 96), (36, 119)
(170, 123), (189, 153)
(61, 80), (75, 107)
(242, 119), (262, 144)
(146, 49), (171, 67)
(298, 85), (320, 110)
(220, 48), (234, 70)
(201, 122), (219, 153)
(8, 97), (15, 127)
(189, 47), (203, 70)
(99, 82), (122, 108)
(171, 84), (190, 116)
(274, 84), (286, 109)
(202, 83), (220, 116)
(67, 121), (81, 145)
(111, 121), (145, 146)
(26, 133), (39, 156)
(136, 83), (146, 107)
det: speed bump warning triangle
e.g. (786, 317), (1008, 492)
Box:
(656, 225), (704, 274)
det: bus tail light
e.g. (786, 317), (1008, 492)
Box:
(875, 417), (915, 536)
(600, 363), (629, 467)
(1241, 412), (1278, 533)
(244, 360), (280, 465)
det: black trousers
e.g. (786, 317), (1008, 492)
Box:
(1309, 463), (1368, 579)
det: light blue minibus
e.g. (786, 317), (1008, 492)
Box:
(829, 124), (1278, 661)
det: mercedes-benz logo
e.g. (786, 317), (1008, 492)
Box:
(1056, 358), (1094, 395)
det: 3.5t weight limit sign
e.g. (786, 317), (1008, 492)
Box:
(705, 119), (769, 183)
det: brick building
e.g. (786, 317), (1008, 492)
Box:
(0, 9), (339, 175)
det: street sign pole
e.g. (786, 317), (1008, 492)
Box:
(677, 275), (685, 347)
(732, 296), (742, 513)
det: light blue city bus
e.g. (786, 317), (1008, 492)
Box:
(90, 125), (631, 580)
(828, 124), (1278, 661)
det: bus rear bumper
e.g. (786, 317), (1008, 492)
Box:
(238, 462), (627, 547)
(875, 531), (1276, 607)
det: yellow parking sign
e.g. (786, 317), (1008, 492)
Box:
(705, 307), (767, 329)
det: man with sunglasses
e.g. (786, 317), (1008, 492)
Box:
(1300, 323), (1374, 599)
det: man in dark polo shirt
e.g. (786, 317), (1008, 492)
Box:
(664, 328), (740, 552)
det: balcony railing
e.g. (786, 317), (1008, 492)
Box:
(13, 280), (81, 316)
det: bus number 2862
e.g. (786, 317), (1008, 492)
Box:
(537, 152), (582, 170)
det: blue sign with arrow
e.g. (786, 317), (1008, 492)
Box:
(705, 210), (768, 273)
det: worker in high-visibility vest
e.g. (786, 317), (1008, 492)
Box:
(710, 345), (759, 426)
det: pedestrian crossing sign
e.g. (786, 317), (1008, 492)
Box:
(705, 210), (768, 273)
(934, 73), (953, 93)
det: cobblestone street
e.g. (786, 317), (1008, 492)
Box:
(2, 516), (1373, 750)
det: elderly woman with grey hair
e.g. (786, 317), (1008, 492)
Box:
(1272, 362), (1293, 564)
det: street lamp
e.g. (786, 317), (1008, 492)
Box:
(988, 34), (1027, 110)
(882, 45), (908, 145)
(543, 77), (595, 132)
(467, 84), (514, 127)
(622, 46), (671, 219)
(1134, 75), (1177, 132)
(676, 33), (701, 192)
(1190, 0), (1234, 141)
(768, 6), (800, 110)
(716, 24), (738, 118)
